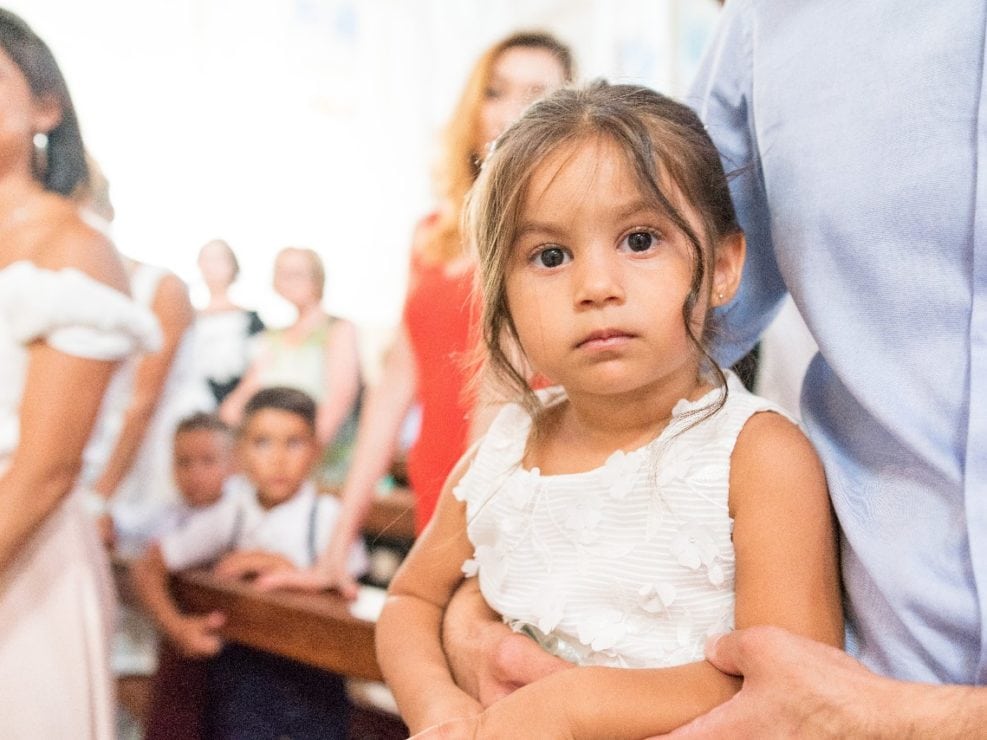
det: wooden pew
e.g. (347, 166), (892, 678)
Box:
(118, 487), (416, 738)
(172, 568), (382, 681)
(114, 487), (415, 681)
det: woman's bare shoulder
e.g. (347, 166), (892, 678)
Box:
(33, 199), (128, 293)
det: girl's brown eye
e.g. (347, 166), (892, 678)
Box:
(627, 231), (654, 252)
(537, 247), (566, 268)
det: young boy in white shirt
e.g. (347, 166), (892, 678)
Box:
(160, 411), (236, 528)
(133, 386), (367, 739)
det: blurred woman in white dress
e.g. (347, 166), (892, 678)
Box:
(194, 238), (265, 405)
(0, 10), (159, 738)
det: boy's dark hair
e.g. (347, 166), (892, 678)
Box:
(175, 412), (234, 439)
(242, 387), (317, 432)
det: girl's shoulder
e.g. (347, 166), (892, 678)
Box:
(684, 371), (797, 441)
(453, 390), (562, 504)
(725, 380), (823, 518)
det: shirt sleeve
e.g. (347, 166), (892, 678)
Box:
(686, 0), (788, 366)
(158, 497), (237, 571)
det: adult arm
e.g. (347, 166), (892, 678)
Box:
(376, 453), (482, 733)
(687, 0), (788, 367)
(0, 345), (117, 570)
(665, 627), (987, 739)
(315, 318), (362, 448)
(0, 223), (125, 570)
(256, 323), (418, 596)
(92, 272), (193, 500)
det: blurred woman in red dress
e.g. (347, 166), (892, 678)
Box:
(262, 31), (574, 597)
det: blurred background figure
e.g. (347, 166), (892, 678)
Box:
(75, 158), (213, 740)
(220, 246), (362, 484)
(0, 9), (160, 737)
(260, 30), (575, 597)
(78, 159), (211, 556)
(193, 238), (265, 405)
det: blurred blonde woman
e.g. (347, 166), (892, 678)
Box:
(262, 31), (574, 597)
(220, 246), (361, 462)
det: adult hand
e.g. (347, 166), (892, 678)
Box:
(253, 550), (359, 599)
(443, 579), (571, 707)
(410, 716), (478, 740)
(664, 626), (898, 739)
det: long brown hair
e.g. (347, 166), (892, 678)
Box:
(466, 81), (741, 419)
(423, 31), (574, 265)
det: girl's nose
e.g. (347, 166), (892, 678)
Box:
(574, 250), (624, 307)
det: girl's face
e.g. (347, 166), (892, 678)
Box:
(477, 46), (567, 156)
(0, 46), (58, 176)
(198, 242), (237, 290)
(504, 137), (741, 400)
(273, 249), (320, 308)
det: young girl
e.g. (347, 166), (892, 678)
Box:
(375, 81), (843, 738)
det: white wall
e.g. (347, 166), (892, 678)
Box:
(8, 0), (721, 372)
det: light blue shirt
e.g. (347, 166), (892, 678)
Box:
(689, 0), (986, 685)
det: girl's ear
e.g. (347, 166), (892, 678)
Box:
(711, 231), (745, 307)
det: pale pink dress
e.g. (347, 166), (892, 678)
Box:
(0, 261), (159, 738)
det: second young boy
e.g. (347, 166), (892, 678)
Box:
(133, 386), (368, 739)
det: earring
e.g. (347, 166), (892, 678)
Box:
(717, 290), (725, 302)
(32, 132), (49, 179)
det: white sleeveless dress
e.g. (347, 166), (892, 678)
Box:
(455, 371), (793, 669)
(0, 261), (160, 738)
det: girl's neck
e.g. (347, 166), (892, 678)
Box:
(533, 373), (709, 475)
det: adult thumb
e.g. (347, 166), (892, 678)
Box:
(703, 631), (744, 677)
(496, 632), (572, 686)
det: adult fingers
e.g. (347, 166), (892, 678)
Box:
(702, 628), (764, 677)
(410, 717), (476, 740)
(493, 633), (572, 686)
